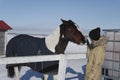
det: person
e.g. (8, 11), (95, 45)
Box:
(85, 27), (107, 80)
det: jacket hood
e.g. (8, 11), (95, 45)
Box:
(92, 36), (108, 47)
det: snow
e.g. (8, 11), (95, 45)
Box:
(65, 42), (87, 54)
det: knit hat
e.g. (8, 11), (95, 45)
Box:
(89, 27), (101, 41)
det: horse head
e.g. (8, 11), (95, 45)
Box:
(60, 19), (85, 44)
(55, 19), (85, 54)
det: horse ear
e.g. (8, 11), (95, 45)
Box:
(69, 19), (73, 23)
(61, 19), (66, 23)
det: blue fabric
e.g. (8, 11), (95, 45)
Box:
(6, 34), (58, 72)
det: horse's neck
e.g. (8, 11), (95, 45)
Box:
(55, 38), (68, 54)
(45, 27), (60, 53)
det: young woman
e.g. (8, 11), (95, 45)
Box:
(85, 27), (107, 80)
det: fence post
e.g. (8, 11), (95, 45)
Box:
(57, 54), (67, 80)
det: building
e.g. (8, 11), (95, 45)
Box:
(0, 20), (12, 55)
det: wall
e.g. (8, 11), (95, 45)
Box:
(0, 31), (5, 55)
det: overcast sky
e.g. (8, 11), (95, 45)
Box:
(0, 0), (120, 34)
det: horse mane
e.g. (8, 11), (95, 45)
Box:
(55, 21), (71, 54)
(45, 27), (60, 53)
(53, 20), (79, 54)
(45, 25), (69, 54)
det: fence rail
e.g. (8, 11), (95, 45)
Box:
(0, 53), (86, 80)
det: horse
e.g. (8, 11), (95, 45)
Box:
(6, 19), (85, 79)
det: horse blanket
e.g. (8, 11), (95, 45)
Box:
(6, 35), (58, 72)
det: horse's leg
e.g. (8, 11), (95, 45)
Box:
(53, 74), (57, 80)
(14, 66), (19, 80)
(44, 74), (57, 80)
(44, 74), (49, 80)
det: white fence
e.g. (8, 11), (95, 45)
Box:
(0, 53), (86, 80)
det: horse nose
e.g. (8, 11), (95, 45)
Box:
(82, 36), (86, 44)
(79, 36), (86, 44)
(83, 39), (86, 44)
(83, 36), (89, 44)
(82, 39), (86, 44)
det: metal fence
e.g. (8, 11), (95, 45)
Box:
(102, 29), (120, 80)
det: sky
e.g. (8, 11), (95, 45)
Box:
(0, 0), (120, 34)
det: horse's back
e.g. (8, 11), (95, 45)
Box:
(6, 34), (59, 72)
(6, 34), (43, 57)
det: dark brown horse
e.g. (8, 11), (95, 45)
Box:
(6, 19), (85, 79)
